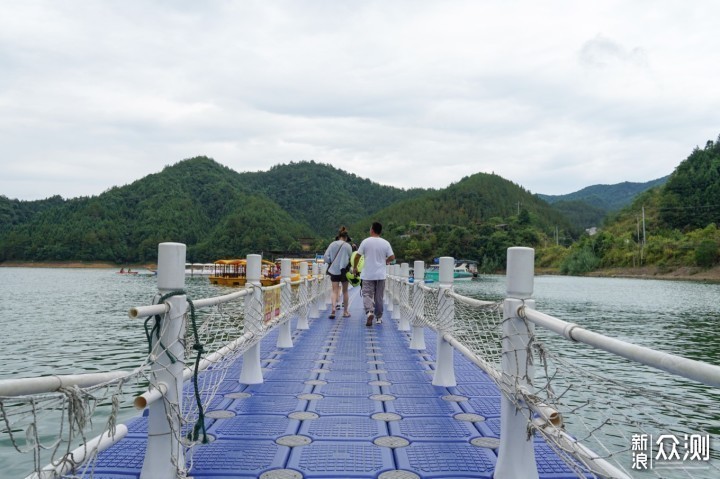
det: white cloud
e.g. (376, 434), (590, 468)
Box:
(1, 0), (719, 200)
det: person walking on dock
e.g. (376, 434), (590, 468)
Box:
(352, 221), (395, 327)
(323, 226), (353, 319)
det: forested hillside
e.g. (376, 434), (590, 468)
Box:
(659, 140), (720, 230)
(556, 136), (720, 274)
(0, 157), (579, 268)
(537, 176), (670, 230)
(5, 145), (713, 274)
(350, 173), (576, 272)
(538, 177), (669, 211)
(0, 158), (314, 263)
(240, 161), (427, 236)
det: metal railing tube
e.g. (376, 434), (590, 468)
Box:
(134, 382), (168, 410)
(191, 288), (250, 309)
(140, 242), (188, 479)
(432, 257), (456, 387)
(239, 254), (264, 385)
(128, 303), (168, 319)
(409, 260), (426, 350)
(0, 371), (132, 397)
(135, 330), (255, 409)
(441, 332), (500, 382)
(521, 307), (720, 389)
(26, 424), (129, 479)
(495, 246), (539, 479)
(129, 289), (250, 320)
(532, 418), (631, 479)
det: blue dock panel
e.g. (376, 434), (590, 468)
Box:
(91, 286), (588, 478)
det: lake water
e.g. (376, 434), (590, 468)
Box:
(1, 267), (719, 477)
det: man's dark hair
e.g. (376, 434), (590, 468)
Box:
(371, 221), (383, 235)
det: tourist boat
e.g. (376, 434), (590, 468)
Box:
(209, 259), (281, 287)
(208, 259), (248, 287)
(184, 263), (215, 276)
(424, 260), (477, 281)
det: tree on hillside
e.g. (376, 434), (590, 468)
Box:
(660, 137), (720, 230)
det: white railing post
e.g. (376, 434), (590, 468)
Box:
(410, 260), (426, 350)
(398, 263), (411, 331)
(495, 246), (539, 479)
(321, 264), (330, 311)
(140, 242), (187, 479)
(391, 264), (401, 321)
(277, 258), (294, 348)
(239, 254), (263, 384)
(385, 265), (393, 313)
(296, 262), (310, 329)
(309, 262), (320, 318)
(432, 256), (456, 387)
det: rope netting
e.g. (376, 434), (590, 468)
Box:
(0, 277), (322, 478)
(402, 279), (720, 479)
(0, 374), (147, 478)
(522, 322), (720, 479)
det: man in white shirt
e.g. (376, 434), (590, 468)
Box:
(352, 221), (395, 327)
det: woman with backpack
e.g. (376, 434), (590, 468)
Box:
(322, 226), (353, 319)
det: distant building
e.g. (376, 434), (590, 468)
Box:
(586, 227), (598, 236)
(298, 238), (315, 251)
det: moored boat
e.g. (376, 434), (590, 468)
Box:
(209, 258), (282, 287)
(184, 263), (215, 276)
(424, 260), (477, 281)
(116, 267), (139, 275)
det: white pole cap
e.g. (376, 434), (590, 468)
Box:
(157, 243), (186, 291)
(506, 247), (534, 299)
(246, 254), (262, 282)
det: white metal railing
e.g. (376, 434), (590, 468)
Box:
(133, 247), (330, 478)
(385, 248), (720, 479)
(7, 243), (719, 478)
(1, 242), (330, 479)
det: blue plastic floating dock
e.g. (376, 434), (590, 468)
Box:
(92, 287), (585, 479)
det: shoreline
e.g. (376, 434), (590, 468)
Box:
(0, 261), (156, 270)
(538, 265), (720, 283)
(4, 261), (719, 283)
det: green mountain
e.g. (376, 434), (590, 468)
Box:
(537, 177), (670, 211)
(559, 135), (720, 273)
(0, 157), (578, 269)
(544, 200), (609, 230)
(658, 139), (720, 230)
(536, 177), (670, 230)
(349, 173), (576, 271)
(239, 161), (427, 237)
(0, 157), (314, 263)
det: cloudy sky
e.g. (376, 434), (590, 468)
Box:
(2, 1), (719, 201)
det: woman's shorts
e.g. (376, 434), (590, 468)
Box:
(330, 268), (348, 283)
